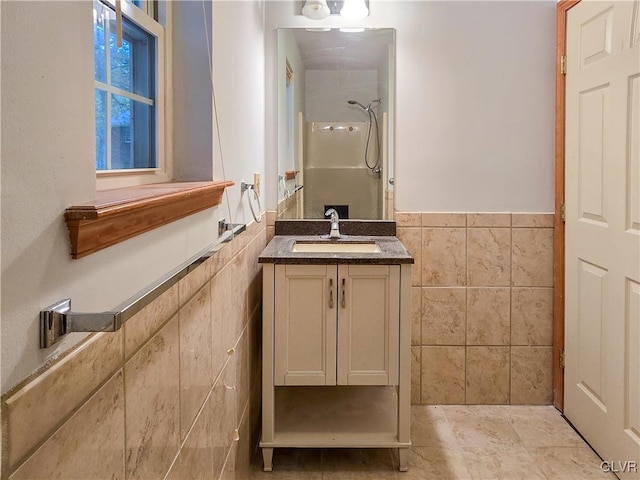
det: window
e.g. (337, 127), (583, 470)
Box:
(93, 0), (165, 180)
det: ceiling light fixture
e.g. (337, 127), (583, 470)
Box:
(302, 0), (330, 20)
(339, 0), (369, 20)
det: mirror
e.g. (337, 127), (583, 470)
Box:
(277, 28), (395, 220)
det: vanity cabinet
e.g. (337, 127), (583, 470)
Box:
(274, 264), (399, 386)
(259, 235), (413, 473)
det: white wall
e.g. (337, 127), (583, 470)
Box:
(172, 1), (213, 181)
(0, 0), (265, 394)
(264, 0), (556, 212)
(277, 29), (305, 189)
(212, 1), (266, 224)
(306, 70), (379, 122)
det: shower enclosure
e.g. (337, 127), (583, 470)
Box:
(304, 116), (383, 219)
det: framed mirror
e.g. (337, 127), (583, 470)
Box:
(277, 28), (395, 220)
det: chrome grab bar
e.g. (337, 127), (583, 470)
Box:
(39, 223), (246, 348)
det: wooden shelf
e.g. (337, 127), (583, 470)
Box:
(284, 170), (298, 181)
(261, 386), (408, 448)
(64, 180), (233, 258)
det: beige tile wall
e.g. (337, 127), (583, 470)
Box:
(277, 187), (304, 220)
(276, 188), (395, 221)
(396, 212), (554, 406)
(1, 220), (268, 480)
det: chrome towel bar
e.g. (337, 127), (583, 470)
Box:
(40, 223), (246, 348)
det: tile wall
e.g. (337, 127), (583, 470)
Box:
(276, 188), (303, 220)
(1, 220), (268, 480)
(396, 213), (554, 406)
(276, 188), (395, 222)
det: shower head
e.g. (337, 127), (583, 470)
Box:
(348, 99), (381, 111)
(347, 100), (368, 110)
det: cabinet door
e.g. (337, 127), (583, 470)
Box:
(274, 264), (337, 386)
(337, 265), (399, 385)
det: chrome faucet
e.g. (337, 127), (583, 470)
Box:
(325, 208), (341, 239)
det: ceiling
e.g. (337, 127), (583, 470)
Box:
(291, 28), (394, 71)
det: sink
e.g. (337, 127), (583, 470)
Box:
(292, 241), (382, 254)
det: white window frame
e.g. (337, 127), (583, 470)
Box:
(96, 0), (171, 190)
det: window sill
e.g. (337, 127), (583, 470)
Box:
(64, 181), (233, 259)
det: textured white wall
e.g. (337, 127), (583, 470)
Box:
(172, 1), (213, 181)
(264, 0), (556, 212)
(0, 0), (265, 394)
(306, 70), (379, 122)
(277, 29), (305, 181)
(211, 1), (266, 224)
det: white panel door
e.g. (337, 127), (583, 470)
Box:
(565, 1), (640, 477)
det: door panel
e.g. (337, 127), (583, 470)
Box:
(337, 265), (399, 385)
(578, 84), (608, 225)
(627, 279), (640, 443)
(274, 264), (336, 385)
(565, 1), (640, 476)
(576, 259), (607, 410)
(629, 74), (640, 232)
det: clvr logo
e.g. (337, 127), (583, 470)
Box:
(600, 461), (638, 474)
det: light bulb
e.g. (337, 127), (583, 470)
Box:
(340, 0), (368, 20)
(302, 0), (330, 20)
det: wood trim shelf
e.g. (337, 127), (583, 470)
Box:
(65, 181), (234, 259)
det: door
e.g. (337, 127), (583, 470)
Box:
(337, 264), (399, 385)
(564, 1), (640, 476)
(274, 264), (336, 385)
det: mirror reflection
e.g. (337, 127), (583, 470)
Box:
(277, 28), (395, 220)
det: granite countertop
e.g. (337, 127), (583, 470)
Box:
(258, 235), (414, 265)
(275, 219), (396, 236)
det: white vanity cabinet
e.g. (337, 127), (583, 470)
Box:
(274, 264), (399, 387)
(259, 238), (412, 473)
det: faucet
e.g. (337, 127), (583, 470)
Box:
(325, 208), (341, 239)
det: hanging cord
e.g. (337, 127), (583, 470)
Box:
(201, 0), (235, 234)
(364, 109), (381, 174)
(241, 182), (263, 223)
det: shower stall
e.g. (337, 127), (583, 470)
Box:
(303, 116), (384, 219)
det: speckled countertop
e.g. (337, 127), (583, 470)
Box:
(258, 235), (414, 265)
(275, 219), (396, 236)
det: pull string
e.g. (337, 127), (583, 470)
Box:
(201, 0), (235, 236)
(115, 0), (123, 47)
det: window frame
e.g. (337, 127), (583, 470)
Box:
(95, 0), (170, 190)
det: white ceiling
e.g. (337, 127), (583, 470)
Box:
(291, 28), (394, 71)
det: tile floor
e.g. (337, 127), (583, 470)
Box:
(250, 405), (615, 480)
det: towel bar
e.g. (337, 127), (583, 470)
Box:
(39, 223), (246, 348)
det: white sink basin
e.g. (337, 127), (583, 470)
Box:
(292, 242), (382, 254)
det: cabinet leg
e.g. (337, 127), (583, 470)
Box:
(397, 448), (409, 472)
(262, 448), (274, 472)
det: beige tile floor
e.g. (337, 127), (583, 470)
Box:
(250, 405), (616, 480)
